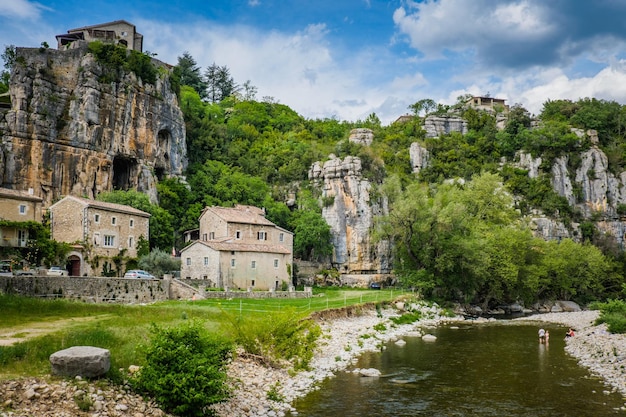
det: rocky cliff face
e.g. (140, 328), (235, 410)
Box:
(423, 115), (467, 138)
(0, 45), (187, 205)
(309, 154), (391, 275)
(517, 130), (626, 246)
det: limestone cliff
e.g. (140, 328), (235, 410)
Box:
(517, 130), (626, 246)
(0, 45), (187, 205)
(309, 154), (391, 275)
(423, 115), (467, 138)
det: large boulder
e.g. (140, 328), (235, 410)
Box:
(556, 300), (582, 312)
(50, 346), (110, 378)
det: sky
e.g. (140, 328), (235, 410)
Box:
(2, 0), (626, 125)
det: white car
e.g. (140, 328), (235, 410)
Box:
(47, 266), (68, 276)
(124, 270), (156, 279)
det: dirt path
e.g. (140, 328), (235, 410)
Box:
(0, 315), (112, 346)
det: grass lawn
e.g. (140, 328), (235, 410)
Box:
(0, 288), (411, 378)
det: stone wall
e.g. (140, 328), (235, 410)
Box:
(0, 276), (168, 304)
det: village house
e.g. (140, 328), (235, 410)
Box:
(49, 196), (150, 276)
(465, 96), (509, 113)
(180, 204), (294, 291)
(55, 20), (143, 52)
(0, 188), (43, 249)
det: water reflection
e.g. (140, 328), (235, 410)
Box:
(290, 323), (626, 417)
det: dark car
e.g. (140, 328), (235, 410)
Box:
(124, 270), (156, 279)
(369, 282), (382, 290)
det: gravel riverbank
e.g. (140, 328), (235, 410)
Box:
(2, 307), (625, 416)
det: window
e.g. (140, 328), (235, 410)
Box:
(129, 218), (134, 227)
(94, 233), (100, 245)
(209, 232), (215, 240)
(202, 233), (207, 241)
(103, 235), (115, 247)
(231, 258), (236, 268)
(19, 205), (26, 215)
(186, 257), (191, 266)
(251, 260), (256, 269)
(279, 232), (284, 242)
(111, 217), (117, 226)
(128, 236), (134, 248)
(257, 231), (267, 240)
(94, 214), (100, 223)
(251, 279), (255, 287)
(236, 230), (241, 240)
(204, 257), (209, 266)
(274, 259), (279, 268)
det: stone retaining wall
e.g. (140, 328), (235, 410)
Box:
(0, 276), (169, 304)
(0, 276), (312, 303)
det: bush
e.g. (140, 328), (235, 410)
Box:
(132, 321), (233, 417)
(594, 299), (626, 333)
(390, 311), (422, 325)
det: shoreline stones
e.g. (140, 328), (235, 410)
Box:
(3, 309), (626, 416)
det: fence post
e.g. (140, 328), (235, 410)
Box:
(239, 299), (242, 320)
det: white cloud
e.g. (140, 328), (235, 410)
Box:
(139, 18), (393, 122)
(0, 0), (47, 20)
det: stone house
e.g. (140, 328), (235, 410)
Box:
(56, 20), (143, 52)
(180, 205), (294, 290)
(49, 196), (150, 276)
(0, 188), (43, 248)
(465, 96), (509, 113)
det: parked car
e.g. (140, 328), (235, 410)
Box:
(47, 266), (68, 276)
(369, 282), (382, 290)
(124, 269), (156, 279)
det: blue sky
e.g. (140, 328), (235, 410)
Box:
(2, 0), (626, 125)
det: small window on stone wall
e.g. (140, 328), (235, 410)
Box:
(186, 257), (191, 266)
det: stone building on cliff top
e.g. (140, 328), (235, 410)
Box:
(0, 21), (187, 207)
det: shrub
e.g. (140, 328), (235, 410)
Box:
(132, 321), (233, 417)
(594, 299), (626, 334)
(390, 311), (422, 325)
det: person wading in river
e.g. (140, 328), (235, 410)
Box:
(538, 328), (546, 343)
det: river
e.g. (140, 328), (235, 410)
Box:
(290, 323), (626, 416)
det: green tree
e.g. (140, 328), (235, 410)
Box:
(138, 248), (181, 278)
(175, 52), (207, 99)
(290, 210), (333, 262)
(205, 63), (238, 102)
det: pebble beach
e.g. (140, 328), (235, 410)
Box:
(2, 306), (626, 416)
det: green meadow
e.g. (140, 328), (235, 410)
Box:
(0, 288), (409, 378)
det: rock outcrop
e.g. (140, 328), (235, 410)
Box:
(423, 115), (468, 138)
(309, 154), (391, 277)
(0, 45), (187, 205)
(409, 142), (430, 174)
(348, 128), (374, 146)
(517, 130), (626, 246)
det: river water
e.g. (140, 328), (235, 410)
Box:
(290, 323), (626, 416)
